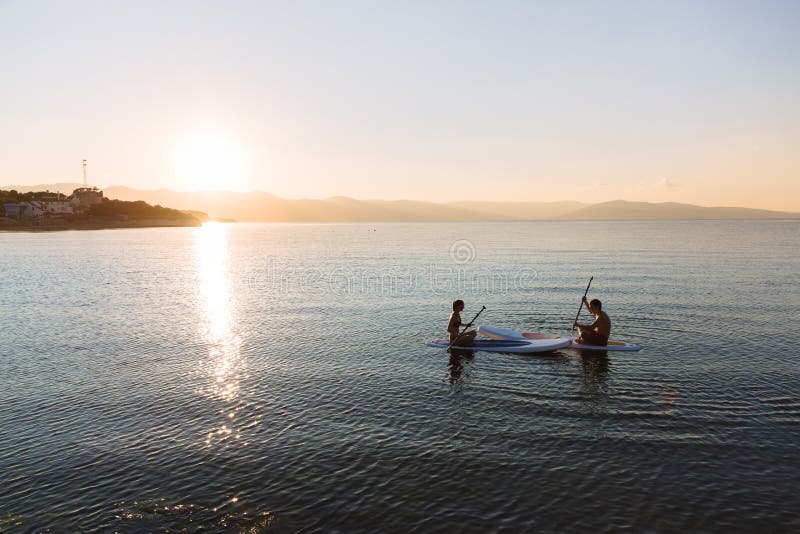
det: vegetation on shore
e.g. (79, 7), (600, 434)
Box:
(1, 189), (209, 229)
(0, 189), (69, 204)
(89, 199), (198, 220)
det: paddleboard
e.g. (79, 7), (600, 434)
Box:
(568, 339), (640, 351)
(426, 337), (571, 353)
(477, 325), (641, 351)
(478, 325), (555, 341)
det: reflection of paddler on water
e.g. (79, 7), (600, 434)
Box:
(447, 299), (477, 346)
(573, 297), (611, 347)
(448, 349), (474, 385)
(578, 351), (610, 394)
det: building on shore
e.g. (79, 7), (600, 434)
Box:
(45, 201), (74, 214)
(2, 203), (32, 218)
(69, 159), (105, 211)
(2, 187), (105, 219)
(71, 187), (104, 210)
(2, 200), (74, 219)
(1, 161), (106, 219)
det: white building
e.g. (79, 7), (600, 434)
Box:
(2, 200), (74, 218)
(40, 200), (73, 214)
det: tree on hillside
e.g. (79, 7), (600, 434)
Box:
(90, 199), (198, 220)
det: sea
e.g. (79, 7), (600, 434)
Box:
(1, 221), (799, 532)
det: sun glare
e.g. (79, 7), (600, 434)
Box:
(173, 133), (246, 191)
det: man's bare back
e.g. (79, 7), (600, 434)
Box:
(591, 310), (611, 339)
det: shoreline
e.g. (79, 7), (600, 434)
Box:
(1, 217), (797, 231)
(0, 217), (202, 232)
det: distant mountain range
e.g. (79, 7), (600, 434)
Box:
(4, 183), (799, 221)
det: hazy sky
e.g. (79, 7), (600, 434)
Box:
(1, 1), (799, 209)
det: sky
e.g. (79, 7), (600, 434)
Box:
(1, 0), (799, 210)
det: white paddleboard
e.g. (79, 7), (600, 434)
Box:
(568, 339), (640, 351)
(478, 325), (641, 352)
(478, 325), (554, 341)
(426, 337), (571, 353)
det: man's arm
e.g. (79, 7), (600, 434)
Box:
(573, 316), (600, 332)
(574, 297), (588, 331)
(582, 296), (597, 315)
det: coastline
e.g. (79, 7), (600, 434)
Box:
(0, 217), (202, 232)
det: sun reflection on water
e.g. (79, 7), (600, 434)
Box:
(195, 222), (244, 446)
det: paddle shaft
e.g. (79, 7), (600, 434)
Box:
(570, 276), (593, 337)
(447, 306), (486, 350)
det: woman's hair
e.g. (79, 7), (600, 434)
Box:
(452, 299), (465, 311)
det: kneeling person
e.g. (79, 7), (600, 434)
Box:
(574, 297), (610, 346)
(448, 299), (477, 346)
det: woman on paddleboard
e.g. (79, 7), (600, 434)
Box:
(448, 300), (477, 346)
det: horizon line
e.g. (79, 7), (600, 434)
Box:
(2, 182), (799, 214)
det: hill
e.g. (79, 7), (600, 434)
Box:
(4, 184), (799, 221)
(101, 188), (800, 221)
(559, 200), (800, 220)
(101, 188), (505, 222)
(89, 199), (200, 221)
(449, 201), (586, 220)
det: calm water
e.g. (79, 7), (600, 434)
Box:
(1, 221), (799, 532)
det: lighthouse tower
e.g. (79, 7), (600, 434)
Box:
(71, 159), (104, 210)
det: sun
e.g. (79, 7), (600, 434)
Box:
(173, 133), (246, 191)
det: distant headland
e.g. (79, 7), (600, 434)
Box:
(3, 182), (799, 224)
(0, 186), (205, 231)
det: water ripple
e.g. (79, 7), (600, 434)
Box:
(1, 222), (799, 531)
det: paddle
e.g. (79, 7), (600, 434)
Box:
(447, 305), (486, 350)
(570, 276), (593, 338)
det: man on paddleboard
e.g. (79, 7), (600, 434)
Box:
(448, 299), (477, 346)
(573, 298), (610, 346)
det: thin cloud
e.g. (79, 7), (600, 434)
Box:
(657, 178), (681, 189)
